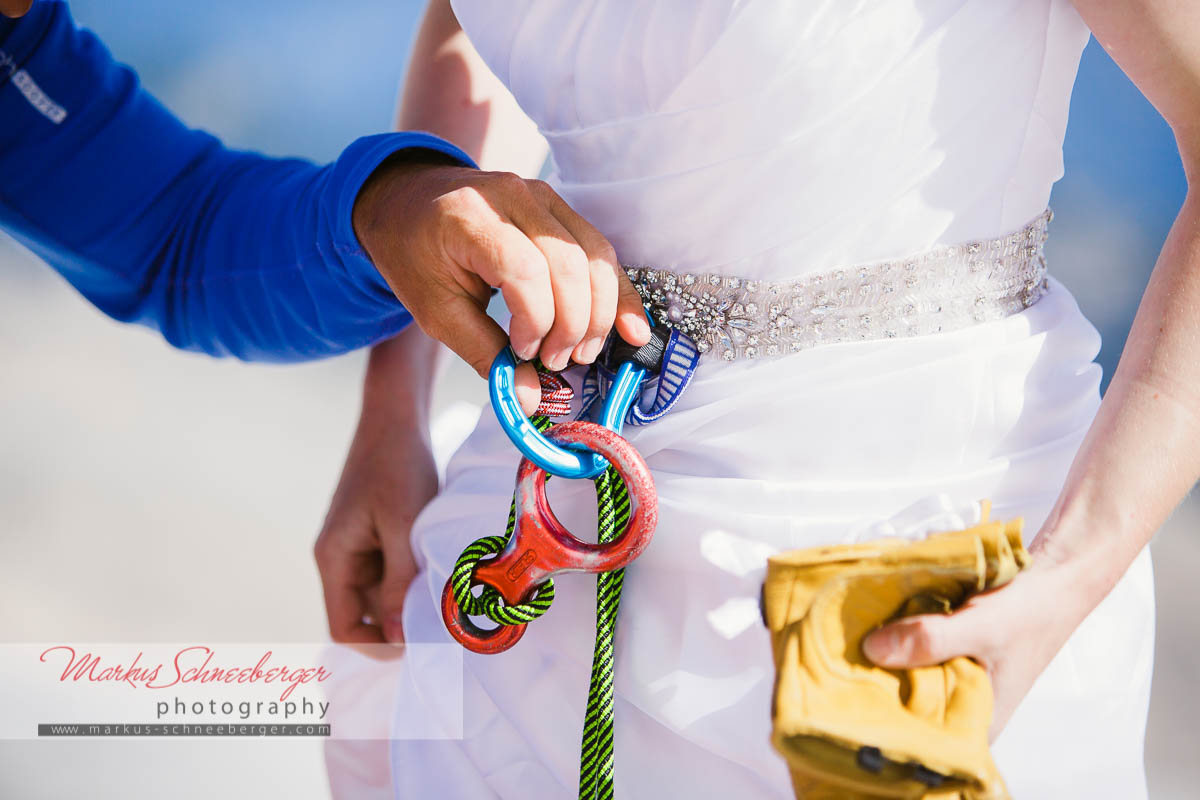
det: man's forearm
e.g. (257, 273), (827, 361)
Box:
(0, 1), (474, 362)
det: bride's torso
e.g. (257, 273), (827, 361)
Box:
(392, 10), (1155, 798)
(450, 0), (1090, 281)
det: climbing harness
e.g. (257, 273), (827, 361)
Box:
(441, 321), (701, 799)
(582, 326), (701, 426)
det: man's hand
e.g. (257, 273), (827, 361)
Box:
(0, 1), (32, 19)
(314, 410), (434, 646)
(314, 331), (441, 647)
(353, 154), (651, 409)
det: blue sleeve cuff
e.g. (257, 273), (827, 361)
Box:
(327, 131), (479, 300)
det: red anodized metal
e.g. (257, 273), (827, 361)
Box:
(441, 421), (658, 654)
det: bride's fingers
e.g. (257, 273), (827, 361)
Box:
(377, 530), (420, 646)
(861, 604), (992, 669)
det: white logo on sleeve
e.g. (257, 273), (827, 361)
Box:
(1, 47), (67, 124)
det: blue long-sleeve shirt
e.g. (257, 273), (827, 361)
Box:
(0, 1), (476, 361)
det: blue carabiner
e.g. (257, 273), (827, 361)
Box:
(489, 347), (648, 480)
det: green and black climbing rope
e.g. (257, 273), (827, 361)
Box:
(448, 412), (632, 800)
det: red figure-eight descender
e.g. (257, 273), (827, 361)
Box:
(441, 420), (658, 654)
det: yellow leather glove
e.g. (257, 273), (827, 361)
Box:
(762, 502), (1028, 800)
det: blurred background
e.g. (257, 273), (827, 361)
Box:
(0, 1), (1195, 797)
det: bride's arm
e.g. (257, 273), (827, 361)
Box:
(864, 0), (1200, 735)
(397, 0), (548, 176)
(316, 0), (648, 645)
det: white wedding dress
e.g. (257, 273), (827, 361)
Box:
(387, 1), (1155, 797)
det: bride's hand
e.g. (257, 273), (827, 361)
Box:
(861, 558), (1087, 739)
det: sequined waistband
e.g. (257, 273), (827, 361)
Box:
(626, 209), (1052, 361)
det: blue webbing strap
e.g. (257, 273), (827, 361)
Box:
(580, 328), (701, 427)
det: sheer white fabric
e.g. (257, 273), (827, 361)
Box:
(385, 2), (1154, 798)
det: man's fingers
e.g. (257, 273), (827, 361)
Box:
(530, 180), (651, 358)
(527, 184), (620, 364)
(377, 539), (419, 646)
(441, 177), (555, 360)
(572, 259), (617, 364)
(466, 220), (557, 360)
(441, 175), (640, 373)
(314, 531), (387, 646)
(861, 609), (988, 669)
(504, 195), (592, 370)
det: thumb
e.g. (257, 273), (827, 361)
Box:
(862, 609), (983, 669)
(613, 269), (651, 347)
(513, 362), (542, 417)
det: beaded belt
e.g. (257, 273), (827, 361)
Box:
(626, 209), (1052, 361)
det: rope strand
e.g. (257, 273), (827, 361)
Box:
(448, 409), (633, 799)
(578, 463), (630, 800)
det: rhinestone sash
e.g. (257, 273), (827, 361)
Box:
(626, 209), (1052, 361)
